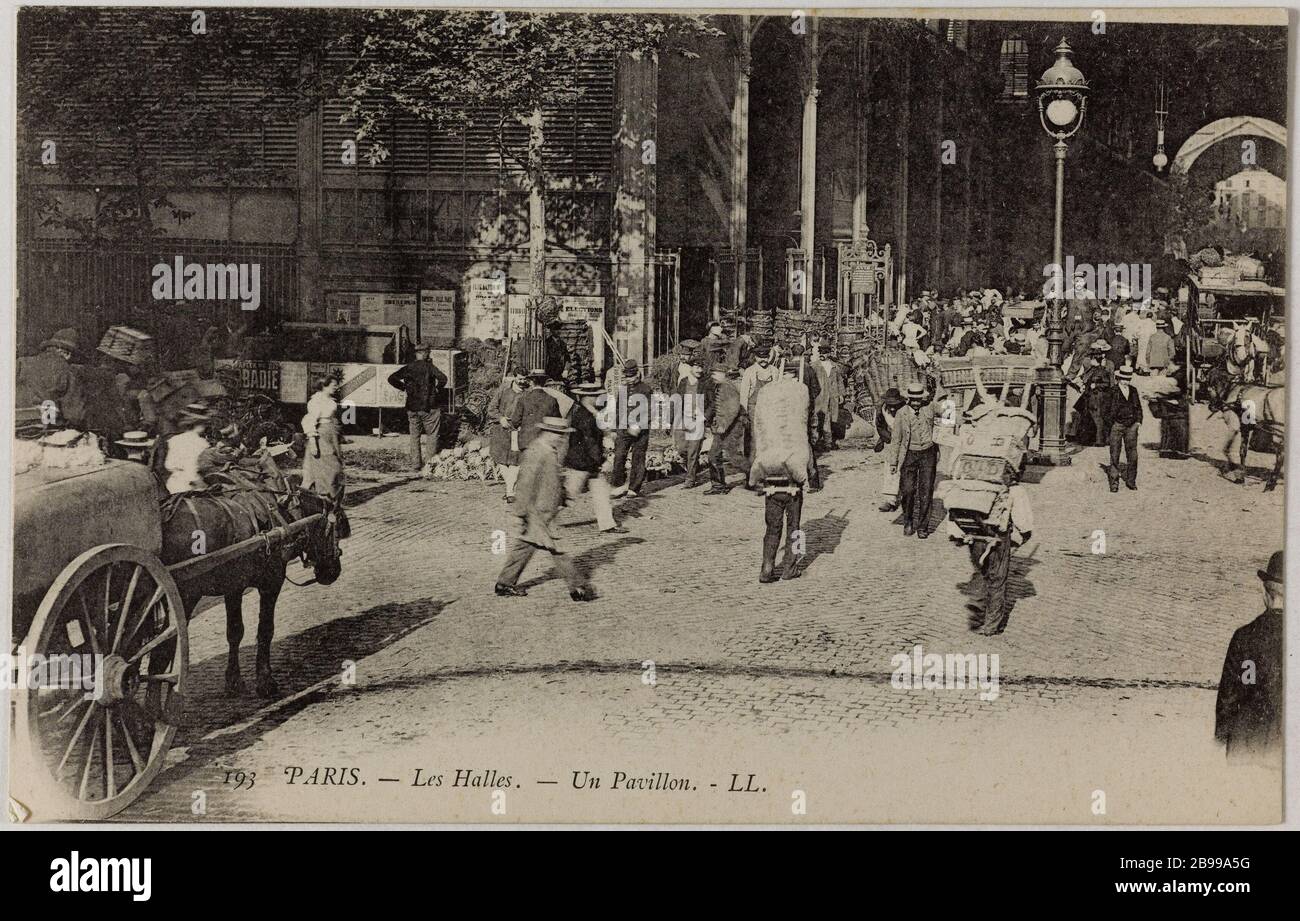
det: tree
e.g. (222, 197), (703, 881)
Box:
(18, 7), (325, 243)
(327, 9), (718, 308)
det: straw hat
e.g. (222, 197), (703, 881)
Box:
(536, 416), (574, 434)
(115, 431), (154, 449)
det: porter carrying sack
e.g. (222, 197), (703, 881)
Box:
(749, 377), (811, 486)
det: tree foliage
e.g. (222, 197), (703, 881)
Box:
(18, 7), (325, 242)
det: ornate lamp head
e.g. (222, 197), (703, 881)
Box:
(1036, 38), (1089, 141)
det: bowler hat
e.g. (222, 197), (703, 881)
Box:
(621, 359), (640, 375)
(41, 327), (80, 353)
(536, 415), (574, 434)
(1257, 550), (1283, 585)
(882, 387), (905, 409)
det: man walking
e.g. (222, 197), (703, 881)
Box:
(965, 468), (1034, 635)
(1146, 317), (1176, 373)
(387, 342), (447, 471)
(495, 416), (596, 602)
(759, 475), (803, 583)
(564, 383), (626, 534)
(609, 359), (651, 498)
(889, 382), (941, 538)
(1104, 366), (1143, 492)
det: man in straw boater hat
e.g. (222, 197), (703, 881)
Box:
(495, 416), (596, 601)
(888, 381), (943, 538)
(114, 430), (155, 464)
(1103, 365), (1143, 493)
(563, 382), (627, 534)
(1215, 551), (1284, 760)
(1074, 338), (1114, 447)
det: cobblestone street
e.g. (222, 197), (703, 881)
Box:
(118, 403), (1285, 824)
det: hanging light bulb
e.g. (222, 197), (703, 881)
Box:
(1152, 79), (1169, 171)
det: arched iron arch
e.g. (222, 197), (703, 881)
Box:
(1171, 115), (1286, 174)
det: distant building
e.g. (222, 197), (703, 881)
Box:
(1214, 169), (1286, 230)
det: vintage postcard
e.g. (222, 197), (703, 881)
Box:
(4, 4), (1289, 825)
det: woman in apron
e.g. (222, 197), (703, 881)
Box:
(487, 373), (525, 501)
(302, 370), (349, 536)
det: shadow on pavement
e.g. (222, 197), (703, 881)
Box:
(131, 596), (452, 808)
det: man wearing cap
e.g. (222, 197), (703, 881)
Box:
(964, 465), (1034, 636)
(387, 343), (448, 471)
(1214, 551), (1284, 760)
(1103, 366), (1143, 492)
(16, 327), (82, 424)
(609, 359), (652, 498)
(875, 387), (906, 512)
(673, 358), (707, 489)
(495, 416), (596, 602)
(889, 382), (943, 537)
(509, 370), (561, 455)
(563, 383), (626, 533)
(705, 365), (746, 495)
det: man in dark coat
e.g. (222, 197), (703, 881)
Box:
(509, 369), (561, 453)
(387, 342), (448, 470)
(609, 359), (652, 498)
(705, 365), (746, 494)
(1215, 551), (1283, 761)
(673, 358), (708, 489)
(1075, 340), (1114, 446)
(562, 383), (626, 534)
(1103, 365), (1143, 492)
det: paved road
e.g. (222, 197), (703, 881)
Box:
(115, 403), (1285, 824)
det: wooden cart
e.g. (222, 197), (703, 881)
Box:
(10, 460), (324, 820)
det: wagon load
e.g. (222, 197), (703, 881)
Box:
(748, 377), (811, 485)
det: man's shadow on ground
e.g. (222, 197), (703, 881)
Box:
(793, 508), (850, 575)
(957, 545), (1040, 634)
(517, 535), (645, 594)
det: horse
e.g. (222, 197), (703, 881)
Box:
(160, 472), (343, 697)
(1208, 370), (1285, 491)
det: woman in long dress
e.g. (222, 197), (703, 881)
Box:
(487, 373), (525, 501)
(301, 370), (349, 536)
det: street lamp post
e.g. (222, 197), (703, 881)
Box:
(1035, 38), (1089, 465)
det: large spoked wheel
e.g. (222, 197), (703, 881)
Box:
(14, 544), (188, 821)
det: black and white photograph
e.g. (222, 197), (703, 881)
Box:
(3, 3), (1291, 827)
